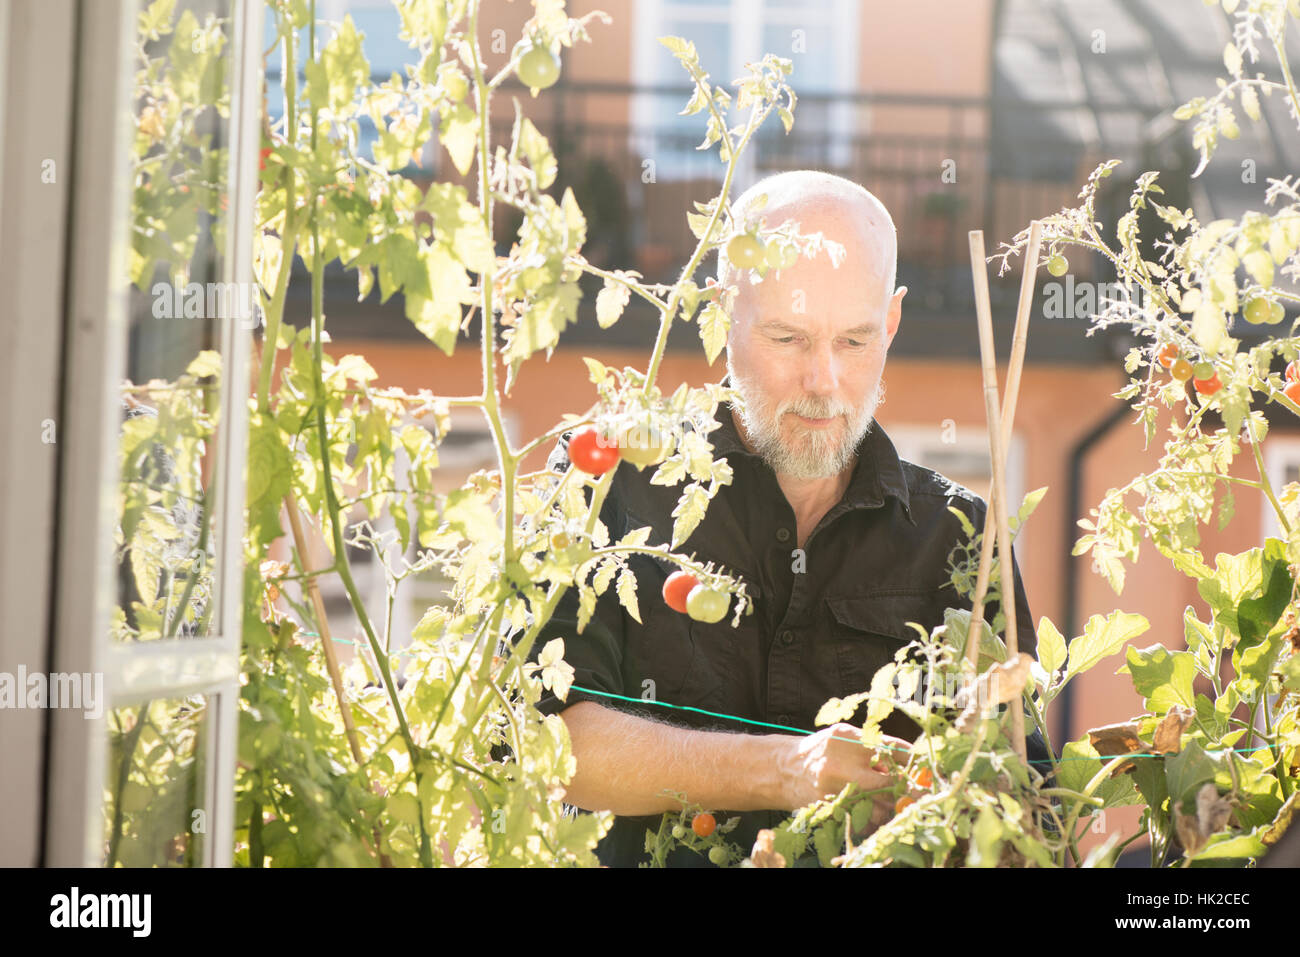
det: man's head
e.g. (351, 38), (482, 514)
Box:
(722, 170), (906, 480)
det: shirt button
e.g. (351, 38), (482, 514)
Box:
(775, 527), (791, 543)
(780, 630), (795, 645)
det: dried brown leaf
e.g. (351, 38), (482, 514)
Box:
(749, 828), (786, 868)
(1152, 706), (1194, 754)
(1087, 720), (1144, 776)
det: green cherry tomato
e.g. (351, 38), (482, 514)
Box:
(1245, 298), (1271, 325)
(1170, 357), (1194, 382)
(1046, 254), (1069, 277)
(671, 825), (687, 840)
(726, 233), (765, 271)
(685, 584), (729, 624)
(1192, 360), (1215, 380)
(708, 846), (729, 866)
(618, 425), (673, 468)
(518, 44), (560, 90)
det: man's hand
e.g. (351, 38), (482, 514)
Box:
(774, 723), (912, 826)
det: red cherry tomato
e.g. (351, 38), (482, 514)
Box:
(692, 812), (716, 838)
(662, 570), (700, 614)
(1283, 381), (1300, 407)
(1193, 373), (1223, 396)
(1156, 343), (1179, 369)
(1285, 360), (1300, 385)
(568, 426), (620, 475)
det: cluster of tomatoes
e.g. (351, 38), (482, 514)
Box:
(725, 232), (798, 272)
(1284, 361), (1300, 406)
(1154, 342), (1223, 396)
(1156, 342), (1300, 406)
(565, 423), (673, 476)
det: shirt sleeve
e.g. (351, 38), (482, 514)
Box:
(524, 432), (628, 719)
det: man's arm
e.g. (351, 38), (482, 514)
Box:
(557, 701), (902, 820)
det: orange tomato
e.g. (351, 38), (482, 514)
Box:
(692, 812), (716, 838)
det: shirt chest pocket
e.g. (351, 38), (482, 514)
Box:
(827, 592), (947, 699)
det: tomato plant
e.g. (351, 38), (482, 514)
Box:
(219, 0), (800, 869)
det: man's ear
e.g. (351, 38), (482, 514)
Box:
(885, 285), (906, 346)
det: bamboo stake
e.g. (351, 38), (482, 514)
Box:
(283, 491), (396, 866)
(966, 229), (1028, 765)
(966, 220), (1043, 664)
(284, 490), (365, 765)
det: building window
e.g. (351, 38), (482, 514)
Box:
(886, 423), (1029, 554)
(631, 0), (860, 183)
(1262, 435), (1300, 542)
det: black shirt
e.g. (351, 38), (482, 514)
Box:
(529, 383), (1051, 867)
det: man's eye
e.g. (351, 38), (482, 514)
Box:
(844, 339), (866, 348)
(775, 336), (798, 344)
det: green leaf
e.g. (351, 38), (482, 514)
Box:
(1189, 829), (1267, 862)
(439, 487), (499, 545)
(422, 183), (495, 274)
(439, 103), (479, 177)
(246, 412), (293, 543)
(595, 276), (631, 328)
(697, 301), (730, 365)
(405, 241), (473, 355)
(1237, 537), (1292, 651)
(1009, 486), (1048, 536)
(1120, 644), (1197, 711)
(670, 483), (710, 548)
(616, 567), (642, 624)
(185, 350), (221, 378)
(1064, 611), (1150, 684)
(814, 691), (870, 727)
(1035, 617), (1066, 683)
(1165, 740), (1219, 811)
(302, 16), (370, 114)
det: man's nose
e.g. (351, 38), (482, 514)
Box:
(801, 343), (838, 395)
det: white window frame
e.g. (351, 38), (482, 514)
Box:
(630, 0), (860, 184)
(35, 0), (262, 867)
(1262, 433), (1300, 543)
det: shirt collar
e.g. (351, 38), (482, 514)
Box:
(709, 374), (916, 526)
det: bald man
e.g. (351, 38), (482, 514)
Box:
(530, 170), (1049, 867)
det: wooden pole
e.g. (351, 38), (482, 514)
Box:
(966, 221), (1043, 667)
(966, 228), (1036, 765)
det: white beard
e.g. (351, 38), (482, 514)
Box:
(726, 356), (885, 480)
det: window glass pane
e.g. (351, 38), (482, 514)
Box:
(116, 0), (235, 642)
(647, 19), (730, 179)
(102, 694), (210, 867)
